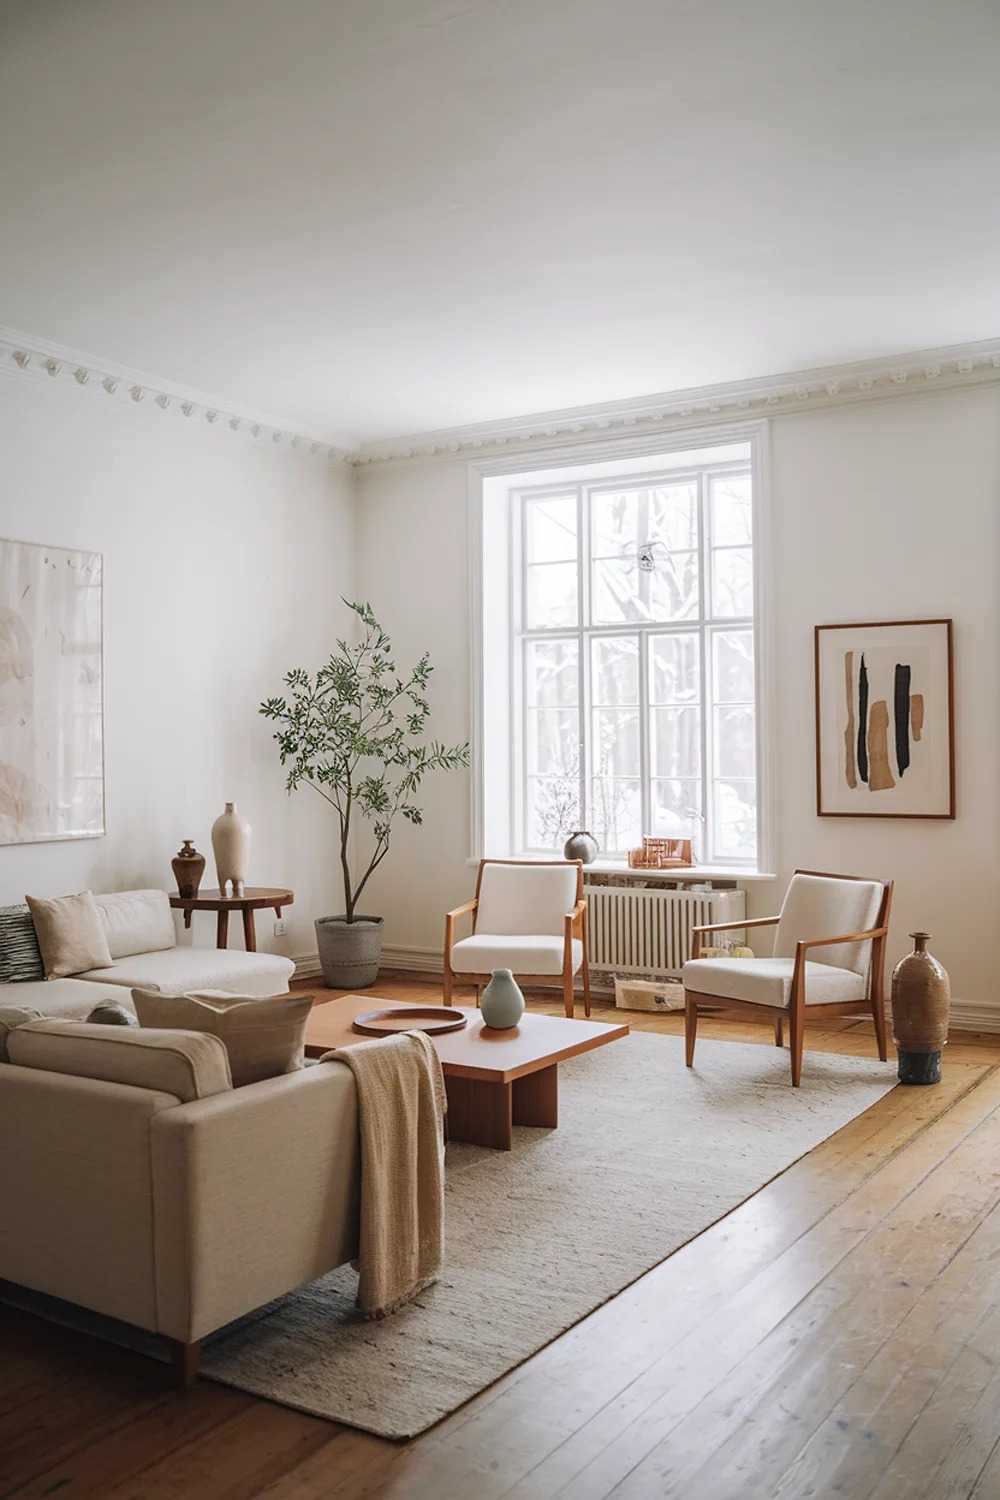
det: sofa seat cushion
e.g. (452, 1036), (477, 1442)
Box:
(7, 1018), (232, 1101)
(94, 890), (176, 959)
(450, 933), (583, 976)
(133, 989), (313, 1086)
(682, 957), (868, 1009)
(77, 947), (295, 997)
(0, 978), (138, 1021)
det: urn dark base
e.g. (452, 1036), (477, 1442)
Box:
(897, 1048), (942, 1085)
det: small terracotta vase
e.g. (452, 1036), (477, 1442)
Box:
(891, 931), (950, 1085)
(171, 839), (206, 899)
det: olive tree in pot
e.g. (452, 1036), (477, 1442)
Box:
(260, 600), (470, 988)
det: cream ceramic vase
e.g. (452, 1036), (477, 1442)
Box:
(211, 802), (251, 897)
(480, 968), (525, 1030)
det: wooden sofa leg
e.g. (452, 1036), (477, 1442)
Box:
(170, 1339), (201, 1388)
(684, 996), (698, 1067)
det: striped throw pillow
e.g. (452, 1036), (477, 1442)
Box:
(0, 904), (45, 983)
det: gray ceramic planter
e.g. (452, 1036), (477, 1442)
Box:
(315, 914), (384, 989)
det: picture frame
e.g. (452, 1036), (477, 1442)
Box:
(0, 536), (106, 844)
(814, 618), (954, 819)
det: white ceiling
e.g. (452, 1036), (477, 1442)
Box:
(2, 0), (998, 447)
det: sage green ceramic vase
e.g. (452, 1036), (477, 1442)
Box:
(481, 968), (525, 1029)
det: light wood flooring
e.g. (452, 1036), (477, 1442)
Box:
(3, 976), (1000, 1499)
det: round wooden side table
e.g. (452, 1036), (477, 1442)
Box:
(169, 887), (294, 952)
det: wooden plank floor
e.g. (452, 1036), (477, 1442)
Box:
(3, 975), (1000, 1500)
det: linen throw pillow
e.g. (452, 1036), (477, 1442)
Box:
(131, 989), (313, 1087)
(0, 905), (45, 982)
(25, 892), (114, 979)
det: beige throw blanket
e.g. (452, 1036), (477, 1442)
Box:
(322, 1030), (446, 1319)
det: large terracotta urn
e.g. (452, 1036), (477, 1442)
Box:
(890, 931), (950, 1084)
(211, 803), (251, 897)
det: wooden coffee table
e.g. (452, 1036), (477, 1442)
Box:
(305, 995), (630, 1150)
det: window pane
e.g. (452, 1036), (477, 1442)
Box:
(650, 633), (700, 704)
(591, 635), (638, 706)
(526, 494), (577, 564)
(590, 778), (641, 852)
(712, 629), (754, 703)
(592, 708), (639, 777)
(525, 639), (579, 708)
(527, 708), (579, 775)
(526, 562), (577, 628)
(650, 778), (703, 844)
(713, 779), (756, 860)
(591, 483), (697, 556)
(710, 473), (752, 546)
(592, 553), (699, 625)
(651, 707), (701, 777)
(711, 548), (753, 618)
(526, 775), (581, 849)
(713, 705), (756, 778)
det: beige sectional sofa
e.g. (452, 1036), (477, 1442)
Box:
(0, 1013), (360, 1381)
(5, 889), (294, 1020)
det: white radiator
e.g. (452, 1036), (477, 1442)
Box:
(584, 885), (747, 979)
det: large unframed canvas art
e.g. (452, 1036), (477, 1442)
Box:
(815, 619), (954, 818)
(0, 538), (105, 844)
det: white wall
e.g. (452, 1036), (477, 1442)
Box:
(0, 373), (355, 963)
(356, 385), (1000, 1018)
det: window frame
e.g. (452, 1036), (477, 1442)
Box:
(468, 422), (773, 873)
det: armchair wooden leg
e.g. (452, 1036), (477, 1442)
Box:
(774, 1016), (783, 1047)
(581, 912), (592, 1018)
(170, 1339), (200, 1388)
(788, 1001), (804, 1087)
(442, 960), (453, 1006)
(684, 996), (698, 1067)
(562, 965), (574, 1019)
(871, 987), (888, 1062)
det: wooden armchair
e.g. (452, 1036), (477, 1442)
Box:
(443, 859), (591, 1018)
(682, 869), (893, 1085)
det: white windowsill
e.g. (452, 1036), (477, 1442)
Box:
(466, 855), (776, 882)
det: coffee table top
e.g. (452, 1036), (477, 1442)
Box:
(304, 994), (630, 1084)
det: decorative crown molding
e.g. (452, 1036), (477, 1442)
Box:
(0, 324), (352, 463)
(351, 336), (1000, 468)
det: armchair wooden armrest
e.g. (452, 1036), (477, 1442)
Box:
(446, 898), (478, 922)
(564, 898), (587, 930)
(794, 925), (888, 954)
(691, 914), (778, 959)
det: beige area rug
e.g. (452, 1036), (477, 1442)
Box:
(200, 1031), (895, 1438)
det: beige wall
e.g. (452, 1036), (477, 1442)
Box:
(0, 372), (355, 965)
(356, 385), (1000, 1018)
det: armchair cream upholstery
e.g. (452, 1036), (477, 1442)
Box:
(443, 859), (591, 1018)
(0, 1018), (360, 1384)
(682, 869), (893, 1085)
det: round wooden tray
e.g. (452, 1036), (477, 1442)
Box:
(352, 1006), (468, 1037)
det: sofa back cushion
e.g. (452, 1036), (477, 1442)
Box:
(132, 989), (313, 1087)
(773, 873), (885, 976)
(7, 1018), (232, 1102)
(476, 862), (579, 937)
(25, 892), (114, 978)
(94, 890), (176, 959)
(0, 1005), (42, 1061)
(0, 905), (45, 983)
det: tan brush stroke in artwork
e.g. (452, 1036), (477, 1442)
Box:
(910, 692), (925, 742)
(867, 700), (895, 791)
(843, 650), (857, 788)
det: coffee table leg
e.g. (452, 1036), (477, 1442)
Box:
(512, 1064), (558, 1130)
(444, 1075), (513, 1150)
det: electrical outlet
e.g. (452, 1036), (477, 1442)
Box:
(273, 918), (287, 937)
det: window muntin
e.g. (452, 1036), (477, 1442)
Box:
(517, 461), (757, 863)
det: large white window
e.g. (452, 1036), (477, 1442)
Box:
(500, 445), (760, 865)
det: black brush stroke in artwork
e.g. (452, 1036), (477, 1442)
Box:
(894, 663), (911, 776)
(856, 654), (869, 784)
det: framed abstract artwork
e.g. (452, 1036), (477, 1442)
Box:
(815, 619), (954, 819)
(0, 537), (105, 844)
